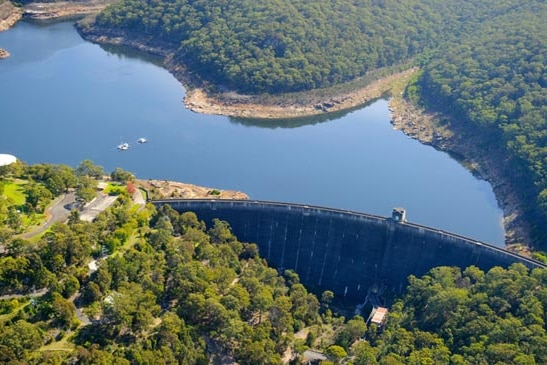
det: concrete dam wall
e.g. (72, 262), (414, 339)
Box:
(152, 199), (546, 302)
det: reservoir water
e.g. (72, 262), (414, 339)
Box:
(0, 20), (504, 245)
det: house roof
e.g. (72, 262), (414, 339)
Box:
(370, 307), (388, 325)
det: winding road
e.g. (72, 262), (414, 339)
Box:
(20, 192), (76, 239)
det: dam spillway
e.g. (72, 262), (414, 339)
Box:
(152, 199), (545, 302)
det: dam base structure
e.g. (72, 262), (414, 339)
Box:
(152, 199), (545, 302)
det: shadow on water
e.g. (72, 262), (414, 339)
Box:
(228, 98), (383, 129)
(25, 16), (85, 28)
(98, 43), (164, 66)
(1, 19), (164, 68)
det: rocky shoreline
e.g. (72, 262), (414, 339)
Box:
(389, 97), (531, 254)
(21, 0), (111, 21)
(77, 25), (419, 120)
(0, 1), (111, 33)
(136, 179), (249, 201)
(182, 69), (418, 119)
(0, 0), (22, 32)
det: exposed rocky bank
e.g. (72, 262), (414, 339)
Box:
(77, 25), (418, 119)
(0, 47), (9, 58)
(389, 98), (532, 254)
(22, 0), (111, 21)
(0, 0), (22, 32)
(0, 0), (111, 33)
(136, 179), (248, 201)
(182, 69), (418, 119)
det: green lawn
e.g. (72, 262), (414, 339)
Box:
(2, 180), (47, 236)
(103, 182), (125, 196)
(3, 181), (26, 206)
(39, 334), (75, 353)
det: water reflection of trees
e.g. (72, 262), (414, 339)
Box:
(98, 43), (163, 66)
(228, 98), (382, 129)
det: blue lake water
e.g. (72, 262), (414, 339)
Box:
(0, 20), (505, 245)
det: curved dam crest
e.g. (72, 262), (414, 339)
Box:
(153, 199), (545, 302)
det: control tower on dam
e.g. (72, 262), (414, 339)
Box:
(152, 199), (546, 302)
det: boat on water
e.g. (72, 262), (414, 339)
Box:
(137, 138), (148, 144)
(117, 142), (129, 151)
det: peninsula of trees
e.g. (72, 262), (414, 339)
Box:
(92, 0), (450, 94)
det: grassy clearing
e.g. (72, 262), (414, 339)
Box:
(3, 181), (26, 206)
(39, 334), (75, 353)
(0, 300), (30, 324)
(103, 182), (125, 195)
(24, 227), (52, 244)
(113, 231), (143, 256)
(22, 213), (46, 227)
(3, 180), (48, 234)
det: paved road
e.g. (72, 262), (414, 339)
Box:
(20, 190), (120, 238)
(20, 192), (75, 239)
(0, 288), (48, 300)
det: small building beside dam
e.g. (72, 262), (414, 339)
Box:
(152, 199), (546, 302)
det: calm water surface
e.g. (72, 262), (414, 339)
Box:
(0, 21), (504, 245)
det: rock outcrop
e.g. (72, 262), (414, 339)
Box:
(0, 47), (9, 58)
(0, 1), (22, 32)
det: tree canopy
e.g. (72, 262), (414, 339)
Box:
(90, 0), (542, 95)
(415, 1), (547, 245)
(90, 0), (467, 93)
(1, 163), (547, 363)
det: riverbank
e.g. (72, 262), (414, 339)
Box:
(0, 0), (110, 33)
(22, 0), (111, 21)
(0, 0), (22, 32)
(77, 24), (419, 119)
(182, 68), (418, 119)
(389, 96), (531, 254)
(136, 179), (249, 201)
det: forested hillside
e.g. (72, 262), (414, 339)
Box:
(0, 162), (325, 364)
(417, 1), (547, 244)
(93, 0), (439, 93)
(2, 163), (547, 363)
(92, 0), (537, 94)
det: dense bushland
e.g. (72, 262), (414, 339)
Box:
(2, 163), (547, 364)
(416, 2), (547, 244)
